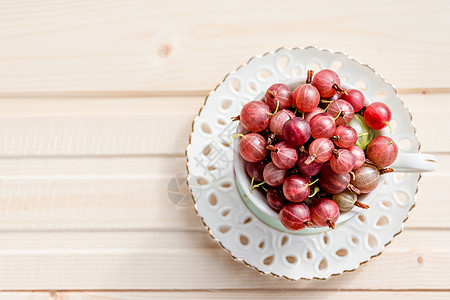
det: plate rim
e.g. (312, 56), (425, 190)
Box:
(185, 46), (422, 280)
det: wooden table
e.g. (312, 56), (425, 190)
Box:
(0, 1), (448, 299)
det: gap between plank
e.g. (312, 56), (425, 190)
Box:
(2, 288), (450, 292)
(0, 151), (447, 159)
(0, 227), (444, 234)
(0, 87), (448, 98)
(0, 153), (184, 159)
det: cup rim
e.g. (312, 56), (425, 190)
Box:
(233, 77), (388, 233)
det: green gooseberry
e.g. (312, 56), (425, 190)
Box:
(348, 114), (374, 150)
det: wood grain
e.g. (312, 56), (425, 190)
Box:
(0, 0), (448, 296)
(0, 293), (48, 300)
(0, 229), (447, 290)
(53, 291), (450, 300)
(0, 93), (446, 157)
(1, 291), (447, 299)
(1, 291), (450, 300)
(0, 0), (448, 92)
(0, 155), (446, 230)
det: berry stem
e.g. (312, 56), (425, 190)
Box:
(304, 154), (317, 165)
(231, 115), (240, 121)
(333, 110), (342, 120)
(267, 133), (276, 145)
(327, 220), (336, 229)
(364, 158), (377, 167)
(321, 99), (333, 104)
(308, 185), (320, 198)
(359, 106), (366, 116)
(250, 177), (255, 193)
(267, 89), (277, 98)
(332, 148), (339, 158)
(308, 178), (319, 186)
(347, 183), (361, 195)
(252, 181), (266, 190)
(330, 135), (339, 142)
(379, 167), (394, 174)
(349, 171), (356, 180)
(322, 101), (333, 112)
(357, 132), (368, 137)
(229, 133), (245, 145)
(332, 83), (347, 95)
(268, 101), (280, 116)
(306, 70), (314, 84)
(386, 122), (392, 134)
(301, 111), (305, 119)
(355, 201), (370, 209)
(305, 220), (314, 227)
(266, 144), (278, 152)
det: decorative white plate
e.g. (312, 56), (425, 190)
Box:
(186, 47), (422, 280)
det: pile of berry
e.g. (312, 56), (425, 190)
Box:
(233, 69), (397, 231)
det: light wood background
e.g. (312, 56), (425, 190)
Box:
(0, 0), (448, 299)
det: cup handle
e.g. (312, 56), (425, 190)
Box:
(390, 153), (437, 172)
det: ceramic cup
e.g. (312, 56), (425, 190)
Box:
(233, 77), (437, 235)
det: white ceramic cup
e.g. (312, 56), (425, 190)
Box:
(233, 77), (437, 235)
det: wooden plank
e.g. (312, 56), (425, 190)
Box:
(0, 293), (48, 300)
(0, 156), (202, 230)
(0, 154), (446, 230)
(53, 291), (450, 300)
(0, 96), (203, 156)
(0, 229), (448, 290)
(0, 92), (446, 157)
(0, 0), (448, 92)
(405, 93), (450, 154)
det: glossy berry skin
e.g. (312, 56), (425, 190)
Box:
(364, 102), (392, 130)
(348, 145), (365, 170)
(318, 164), (350, 194)
(293, 84), (320, 112)
(263, 162), (288, 187)
(342, 89), (365, 112)
(266, 188), (286, 212)
(282, 117), (311, 146)
(282, 175), (310, 203)
(310, 198), (340, 229)
(350, 163), (379, 193)
(304, 107), (324, 124)
(240, 101), (271, 132)
(264, 83), (293, 111)
(297, 151), (323, 177)
(270, 109), (295, 136)
(245, 161), (266, 182)
(308, 138), (334, 164)
(239, 133), (268, 163)
(334, 125), (357, 148)
(327, 99), (355, 125)
(310, 113), (336, 139)
(330, 149), (356, 174)
(366, 136), (398, 168)
(270, 142), (298, 170)
(312, 69), (341, 98)
(332, 190), (358, 212)
(279, 202), (312, 231)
